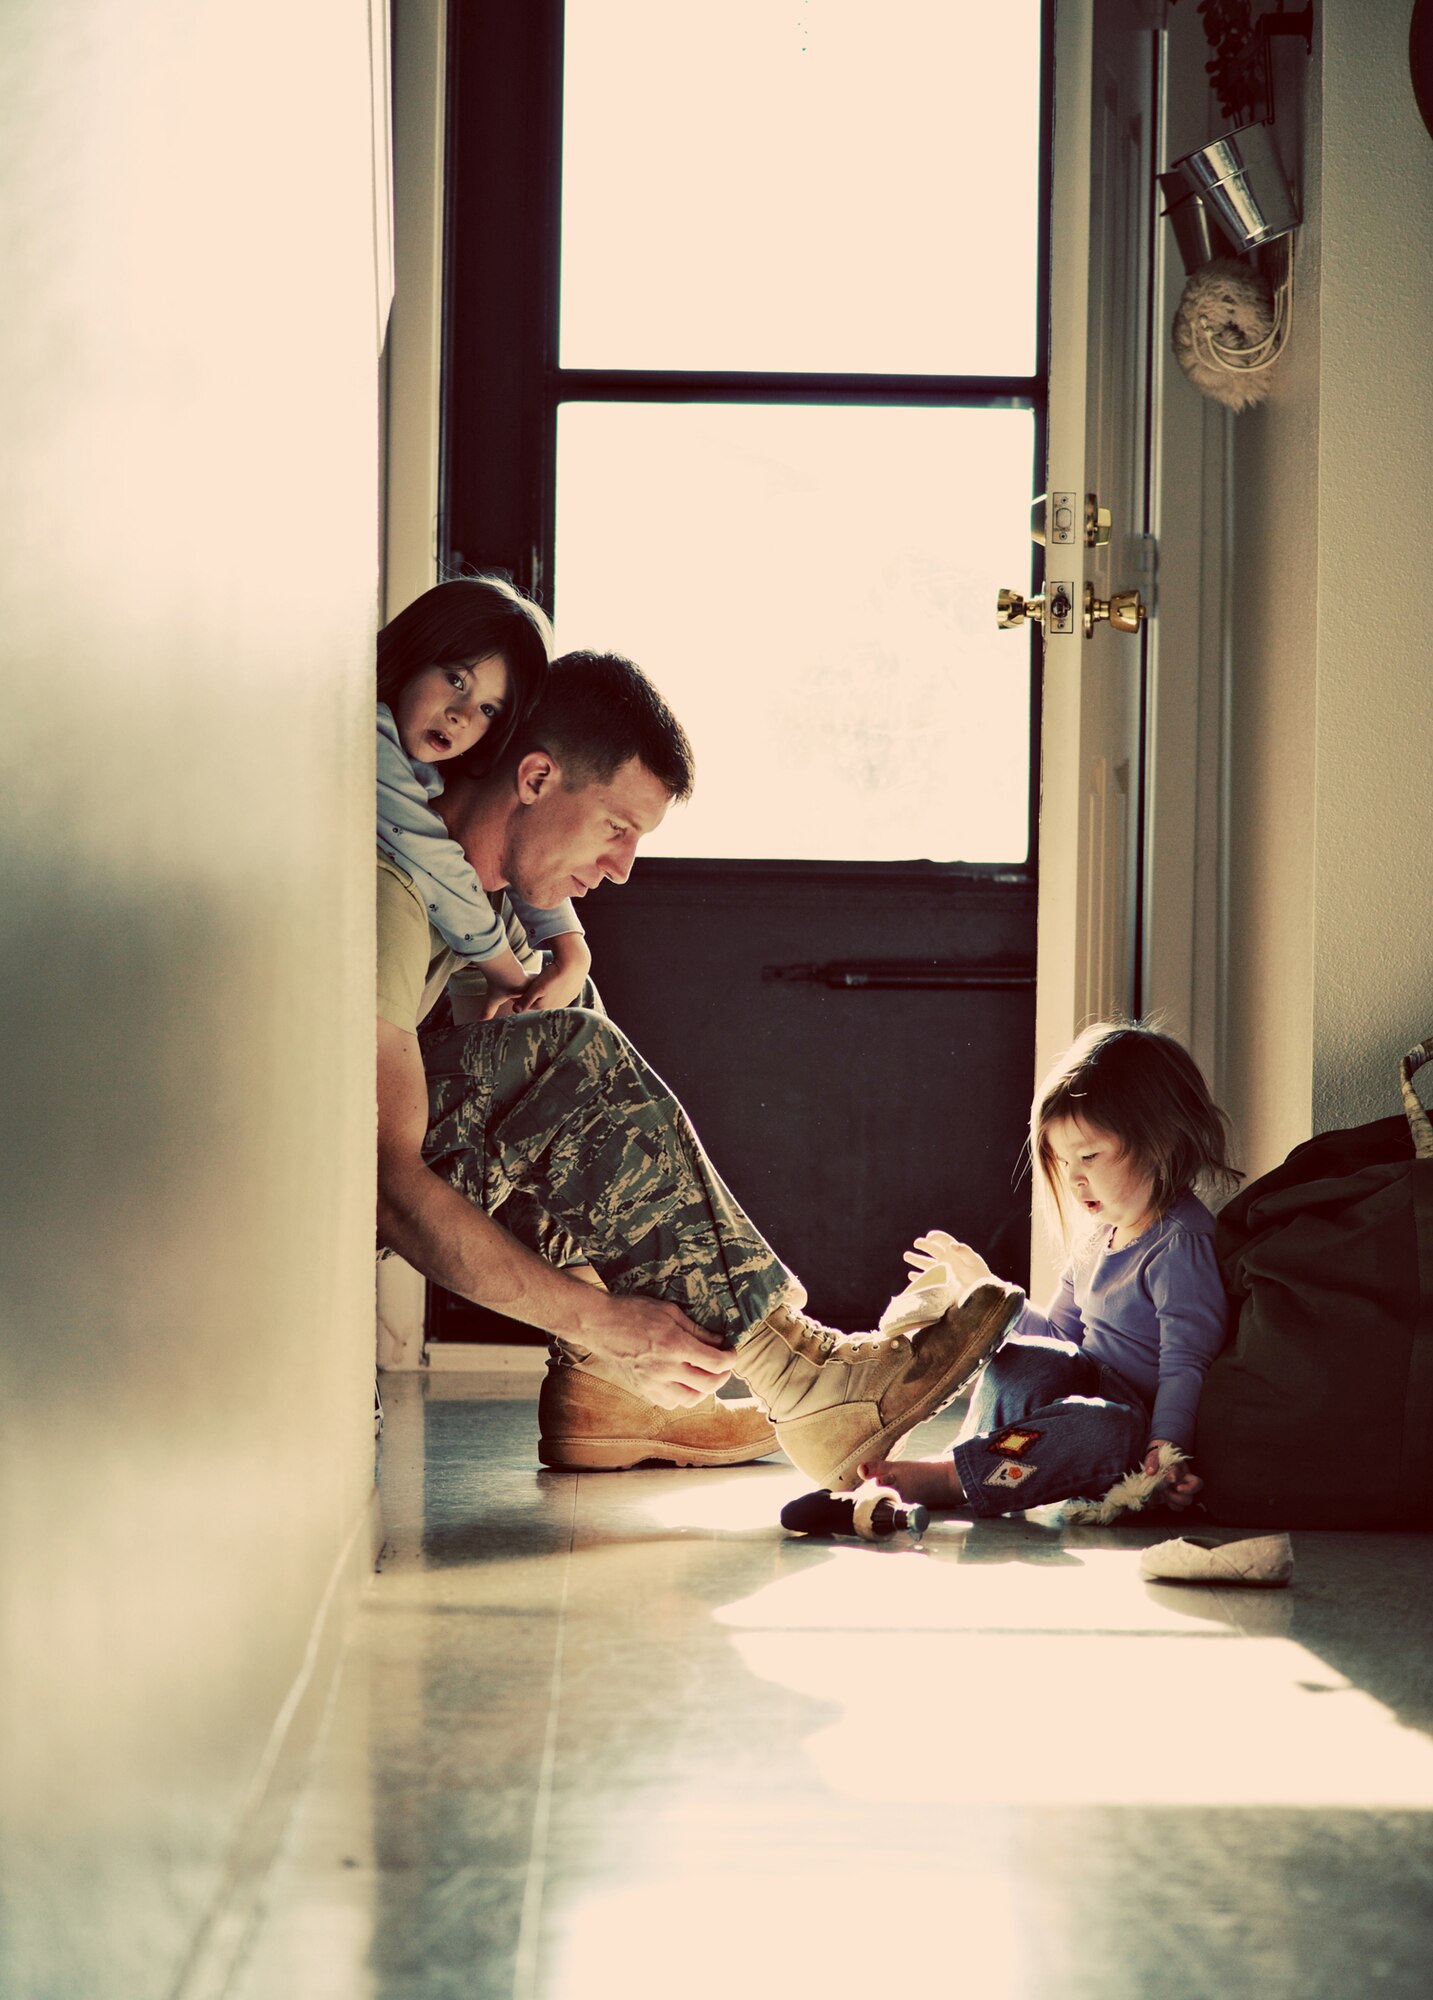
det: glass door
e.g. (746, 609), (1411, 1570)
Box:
(439, 0), (1051, 1336)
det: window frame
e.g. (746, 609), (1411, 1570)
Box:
(440, 0), (1054, 883)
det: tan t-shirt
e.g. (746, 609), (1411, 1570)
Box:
(376, 854), (538, 1032)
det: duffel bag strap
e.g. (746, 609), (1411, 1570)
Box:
(1400, 1039), (1433, 1160)
(1403, 1040), (1433, 1516)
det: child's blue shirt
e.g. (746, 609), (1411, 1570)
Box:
(1016, 1191), (1229, 1448)
(376, 704), (580, 964)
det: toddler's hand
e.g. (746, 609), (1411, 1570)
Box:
(1143, 1441), (1203, 1510)
(512, 962), (586, 1012)
(477, 983), (531, 1022)
(905, 1230), (997, 1306)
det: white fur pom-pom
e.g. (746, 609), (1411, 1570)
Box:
(1172, 258), (1279, 411)
(1061, 1441), (1188, 1525)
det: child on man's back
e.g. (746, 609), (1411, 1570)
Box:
(377, 577), (592, 1016)
(860, 1022), (1241, 1515)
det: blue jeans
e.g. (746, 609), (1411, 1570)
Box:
(951, 1334), (1150, 1516)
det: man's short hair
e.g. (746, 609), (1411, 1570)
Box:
(512, 650), (695, 801)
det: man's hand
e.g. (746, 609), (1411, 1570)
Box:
(1144, 1441), (1203, 1510)
(576, 1291), (733, 1408)
(377, 1016), (735, 1404)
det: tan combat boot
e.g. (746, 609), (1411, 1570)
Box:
(735, 1284), (1025, 1492)
(538, 1344), (778, 1471)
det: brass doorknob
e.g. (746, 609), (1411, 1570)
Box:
(1083, 582), (1147, 637)
(997, 583), (1074, 633)
(997, 587), (1044, 628)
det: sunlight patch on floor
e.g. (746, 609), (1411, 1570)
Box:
(715, 1541), (1202, 1633)
(547, 1864), (1025, 1997)
(726, 1620), (1433, 1809)
(629, 1466), (812, 1534)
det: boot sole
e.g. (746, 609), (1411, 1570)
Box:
(538, 1434), (779, 1471)
(808, 1289), (1025, 1491)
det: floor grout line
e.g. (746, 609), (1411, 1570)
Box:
(511, 1474), (579, 2000)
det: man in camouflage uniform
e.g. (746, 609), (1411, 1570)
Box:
(377, 650), (1022, 1488)
(421, 1004), (793, 1351)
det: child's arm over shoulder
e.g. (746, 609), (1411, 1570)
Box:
(512, 927), (593, 1012)
(505, 893), (591, 1011)
(507, 890), (582, 950)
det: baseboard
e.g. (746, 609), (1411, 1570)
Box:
(168, 1484), (383, 2000)
(424, 1340), (547, 1374)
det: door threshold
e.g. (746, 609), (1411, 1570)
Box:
(424, 1340), (547, 1375)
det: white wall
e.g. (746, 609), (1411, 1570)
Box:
(1309, 2), (1433, 1135)
(0, 5), (381, 1995)
(377, 0), (447, 1370)
(1223, 2), (1433, 1177)
(384, 0), (447, 617)
(1221, 23), (1322, 1172)
(1143, 0), (1238, 1086)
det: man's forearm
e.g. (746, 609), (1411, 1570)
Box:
(372, 1011), (731, 1404)
(378, 1155), (604, 1340)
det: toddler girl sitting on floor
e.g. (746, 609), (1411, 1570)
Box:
(861, 1022), (1241, 1517)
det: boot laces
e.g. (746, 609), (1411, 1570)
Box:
(786, 1308), (893, 1357)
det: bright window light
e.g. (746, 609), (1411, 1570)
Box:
(554, 401), (1035, 862)
(560, 0), (1043, 375)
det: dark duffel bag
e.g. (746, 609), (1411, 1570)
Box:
(1197, 1038), (1433, 1528)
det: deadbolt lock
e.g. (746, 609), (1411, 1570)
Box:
(1083, 582), (1147, 637)
(1031, 493), (1112, 550)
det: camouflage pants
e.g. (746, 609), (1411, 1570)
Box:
(418, 1006), (798, 1347)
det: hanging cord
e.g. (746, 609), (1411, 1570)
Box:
(1193, 234), (1294, 377)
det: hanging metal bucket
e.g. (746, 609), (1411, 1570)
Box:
(1169, 121), (1299, 250)
(1157, 171), (1240, 274)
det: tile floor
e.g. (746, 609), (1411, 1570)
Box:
(231, 1372), (1433, 2000)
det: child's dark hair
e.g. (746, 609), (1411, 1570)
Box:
(1033, 1021), (1241, 1241)
(502, 649), (695, 801)
(376, 574), (553, 772)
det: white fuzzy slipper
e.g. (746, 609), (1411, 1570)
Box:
(1140, 1532), (1294, 1588)
(1060, 1442), (1188, 1524)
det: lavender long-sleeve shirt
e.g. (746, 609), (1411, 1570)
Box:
(1015, 1191), (1230, 1448)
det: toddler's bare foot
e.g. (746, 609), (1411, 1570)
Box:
(856, 1455), (964, 1508)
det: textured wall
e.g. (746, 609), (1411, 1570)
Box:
(1310, 3), (1433, 1134)
(1223, 29), (1322, 1177)
(1225, 5), (1433, 1175)
(0, 4), (380, 1994)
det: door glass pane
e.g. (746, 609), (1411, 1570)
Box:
(553, 401), (1034, 863)
(560, 0), (1042, 375)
